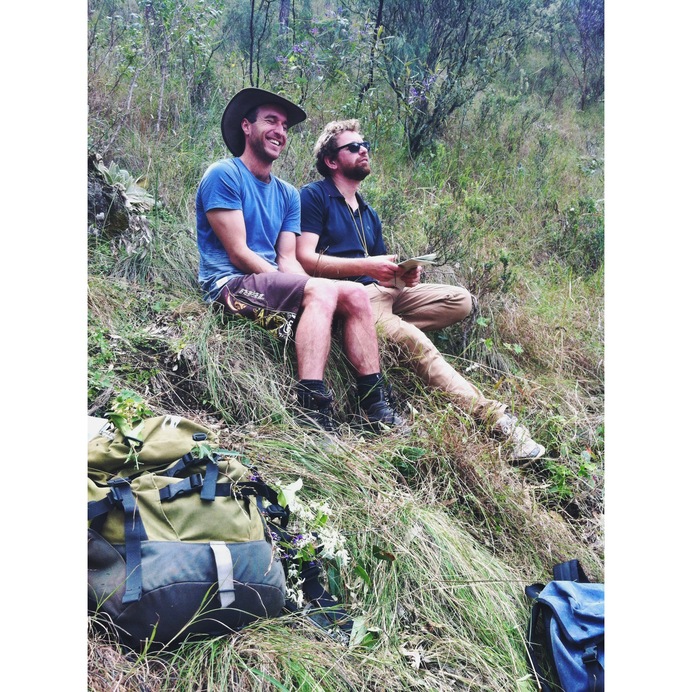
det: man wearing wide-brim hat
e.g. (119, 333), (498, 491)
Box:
(195, 87), (407, 435)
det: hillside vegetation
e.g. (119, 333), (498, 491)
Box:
(87, 1), (604, 689)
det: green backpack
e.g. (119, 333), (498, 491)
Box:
(88, 415), (289, 650)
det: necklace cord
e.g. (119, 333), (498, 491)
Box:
(346, 203), (369, 257)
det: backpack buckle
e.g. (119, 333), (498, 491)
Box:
(107, 477), (130, 504)
(159, 473), (204, 501)
(188, 472), (204, 490)
(265, 503), (290, 524)
(582, 645), (598, 664)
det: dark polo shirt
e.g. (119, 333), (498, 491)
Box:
(300, 177), (387, 285)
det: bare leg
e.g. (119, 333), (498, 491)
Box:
(295, 279), (407, 433)
(293, 278), (340, 380)
(334, 282), (381, 376)
(294, 278), (380, 379)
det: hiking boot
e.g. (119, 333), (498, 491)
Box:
(493, 413), (545, 463)
(295, 389), (339, 434)
(358, 388), (410, 434)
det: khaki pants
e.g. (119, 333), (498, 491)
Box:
(364, 283), (506, 426)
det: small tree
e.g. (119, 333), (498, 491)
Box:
(279, 0), (290, 35)
(370, 0), (536, 156)
(557, 0), (604, 110)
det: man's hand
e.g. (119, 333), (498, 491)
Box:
(363, 255), (400, 283)
(381, 265), (422, 288)
(295, 233), (401, 282)
(399, 266), (422, 287)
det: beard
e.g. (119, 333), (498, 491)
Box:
(343, 159), (371, 181)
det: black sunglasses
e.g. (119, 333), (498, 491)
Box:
(335, 141), (371, 154)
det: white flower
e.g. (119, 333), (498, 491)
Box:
(335, 548), (351, 566)
(319, 526), (347, 561)
(293, 501), (316, 523)
(285, 582), (305, 609)
(310, 499), (332, 516)
(278, 478), (303, 511)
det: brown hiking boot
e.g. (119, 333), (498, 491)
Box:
(493, 413), (545, 462)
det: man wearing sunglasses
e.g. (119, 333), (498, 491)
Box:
(196, 91), (407, 435)
(297, 119), (545, 462)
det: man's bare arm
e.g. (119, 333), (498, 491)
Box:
(296, 231), (400, 282)
(206, 208), (277, 274)
(276, 231), (309, 275)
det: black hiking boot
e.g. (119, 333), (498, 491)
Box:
(358, 386), (410, 435)
(295, 388), (339, 434)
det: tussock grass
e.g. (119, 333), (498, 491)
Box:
(87, 460), (543, 691)
(87, 236), (602, 687)
(197, 312), (295, 425)
(88, 249), (603, 688)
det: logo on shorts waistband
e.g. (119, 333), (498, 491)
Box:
(238, 288), (265, 301)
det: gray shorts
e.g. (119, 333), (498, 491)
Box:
(215, 273), (309, 340)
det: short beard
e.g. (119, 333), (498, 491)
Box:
(344, 163), (370, 181)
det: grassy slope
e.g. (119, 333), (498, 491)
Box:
(87, 12), (604, 691)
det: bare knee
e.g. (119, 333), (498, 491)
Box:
(335, 281), (373, 319)
(304, 278), (339, 312)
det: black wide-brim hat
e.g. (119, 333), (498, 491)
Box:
(221, 87), (307, 156)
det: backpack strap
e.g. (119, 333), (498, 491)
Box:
(525, 583), (553, 692)
(157, 467), (290, 530)
(552, 559), (590, 583)
(155, 453), (219, 501)
(582, 644), (604, 692)
(105, 478), (147, 604)
(88, 493), (119, 525)
(156, 461), (223, 502)
(200, 458), (220, 501)
(158, 473), (205, 501)
(159, 451), (287, 514)
(156, 451), (199, 478)
(209, 541), (236, 608)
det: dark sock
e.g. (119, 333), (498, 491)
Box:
(297, 379), (328, 395)
(356, 373), (383, 407)
(296, 379), (328, 407)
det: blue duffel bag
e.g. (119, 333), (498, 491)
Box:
(525, 560), (604, 692)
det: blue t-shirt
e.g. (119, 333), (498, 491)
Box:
(196, 157), (301, 301)
(299, 178), (387, 285)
